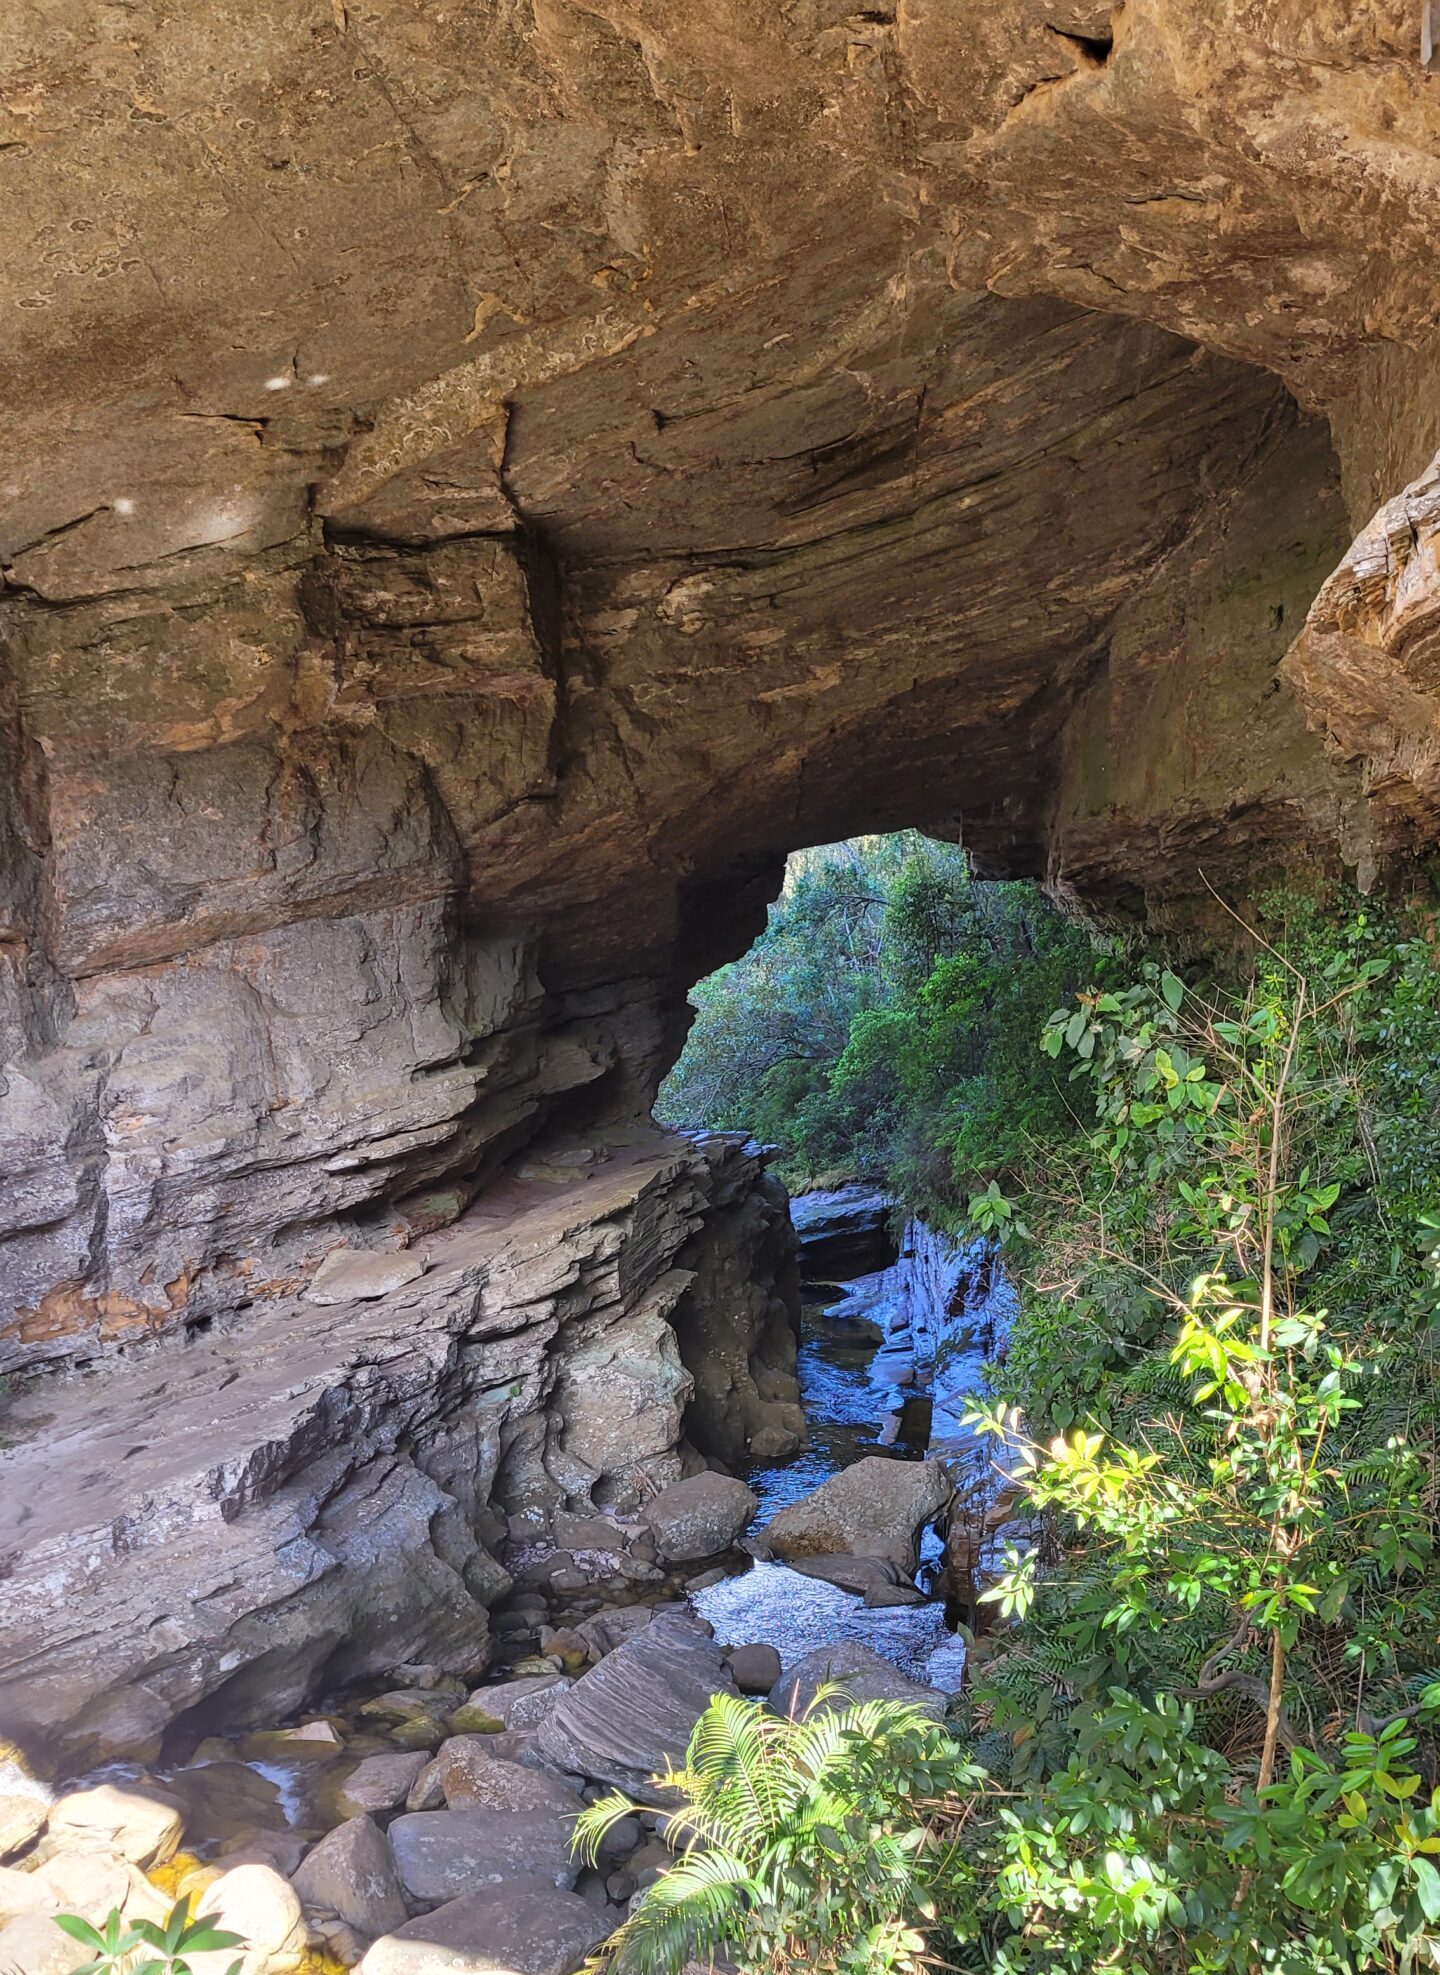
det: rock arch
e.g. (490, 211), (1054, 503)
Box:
(2, 0), (1439, 1756)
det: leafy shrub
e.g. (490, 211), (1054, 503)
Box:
(573, 1687), (983, 1975)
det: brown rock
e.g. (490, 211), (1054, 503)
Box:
(292, 1817), (409, 1942)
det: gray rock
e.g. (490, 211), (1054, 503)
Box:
(436, 1753), (583, 1819)
(785, 1553), (904, 1598)
(334, 1753), (430, 1818)
(306, 1250), (427, 1307)
(573, 1609), (656, 1662)
(386, 1809), (580, 1906)
(724, 1644), (782, 1695)
(864, 1583), (926, 1608)
(534, 1610), (737, 1803)
(758, 1457), (951, 1574)
(292, 1816), (409, 1942)
(768, 1642), (945, 1721)
(358, 1889), (609, 1975)
(466, 1676), (571, 1732)
(45, 1785), (183, 1868)
(641, 1475), (757, 1564)
(404, 1759), (445, 1813)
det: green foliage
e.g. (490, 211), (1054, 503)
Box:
(658, 834), (1099, 1206)
(53, 1898), (245, 1975)
(958, 901), (1440, 1970)
(651, 874), (1440, 1974)
(572, 1687), (984, 1975)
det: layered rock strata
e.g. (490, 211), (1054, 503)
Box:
(0, 1130), (798, 1769)
(5, 0), (1440, 1764)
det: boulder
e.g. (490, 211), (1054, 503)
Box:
(0, 1868), (53, 1927)
(641, 1476), (757, 1564)
(0, 1914), (92, 1975)
(193, 1863), (306, 1975)
(404, 1760), (445, 1814)
(32, 1851), (163, 1927)
(45, 1785), (183, 1868)
(466, 1676), (571, 1732)
(768, 1642), (945, 1721)
(534, 1610), (737, 1802)
(358, 1889), (609, 1975)
(386, 1809), (580, 1906)
(0, 1797), (48, 1862)
(162, 1762), (287, 1841)
(790, 1188), (896, 1279)
(334, 1753), (430, 1819)
(724, 1645), (782, 1696)
(292, 1816), (408, 1942)
(217, 1832), (310, 1878)
(572, 1609), (656, 1661)
(758, 1457), (951, 1573)
(436, 1753), (582, 1819)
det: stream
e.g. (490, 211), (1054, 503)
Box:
(692, 1192), (1016, 1692)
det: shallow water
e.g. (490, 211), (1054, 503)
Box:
(740, 1300), (931, 1518)
(692, 1222), (1011, 1685)
(692, 1559), (968, 1691)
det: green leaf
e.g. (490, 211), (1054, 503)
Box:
(1160, 969), (1184, 1012)
(1412, 1855), (1440, 1922)
(52, 1918), (106, 1952)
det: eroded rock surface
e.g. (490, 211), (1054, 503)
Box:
(5, 0), (1440, 1768)
(0, 1133), (795, 1766)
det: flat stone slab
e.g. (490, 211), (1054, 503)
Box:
(387, 1807), (580, 1906)
(306, 1250), (428, 1306)
(769, 1640), (945, 1720)
(359, 1889), (609, 1975)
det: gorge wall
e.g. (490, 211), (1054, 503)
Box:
(3, 0), (1440, 1758)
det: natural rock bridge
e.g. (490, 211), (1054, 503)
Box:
(2, 0), (1439, 1760)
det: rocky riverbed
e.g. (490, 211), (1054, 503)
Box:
(0, 1187), (1020, 1975)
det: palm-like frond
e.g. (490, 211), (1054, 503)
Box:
(601, 1847), (755, 1975)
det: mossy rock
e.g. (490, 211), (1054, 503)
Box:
(444, 1705), (504, 1735)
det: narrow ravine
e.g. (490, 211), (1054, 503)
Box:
(693, 1183), (1017, 1692)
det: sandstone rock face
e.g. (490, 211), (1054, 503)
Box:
(0, 1133), (788, 1766)
(791, 1190), (899, 1281)
(759, 1458), (953, 1574)
(4, 0), (1440, 1771)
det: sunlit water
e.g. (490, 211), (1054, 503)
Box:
(692, 1223), (1014, 1690)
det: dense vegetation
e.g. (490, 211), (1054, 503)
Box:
(639, 847), (1440, 1974)
(658, 835), (1100, 1210)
